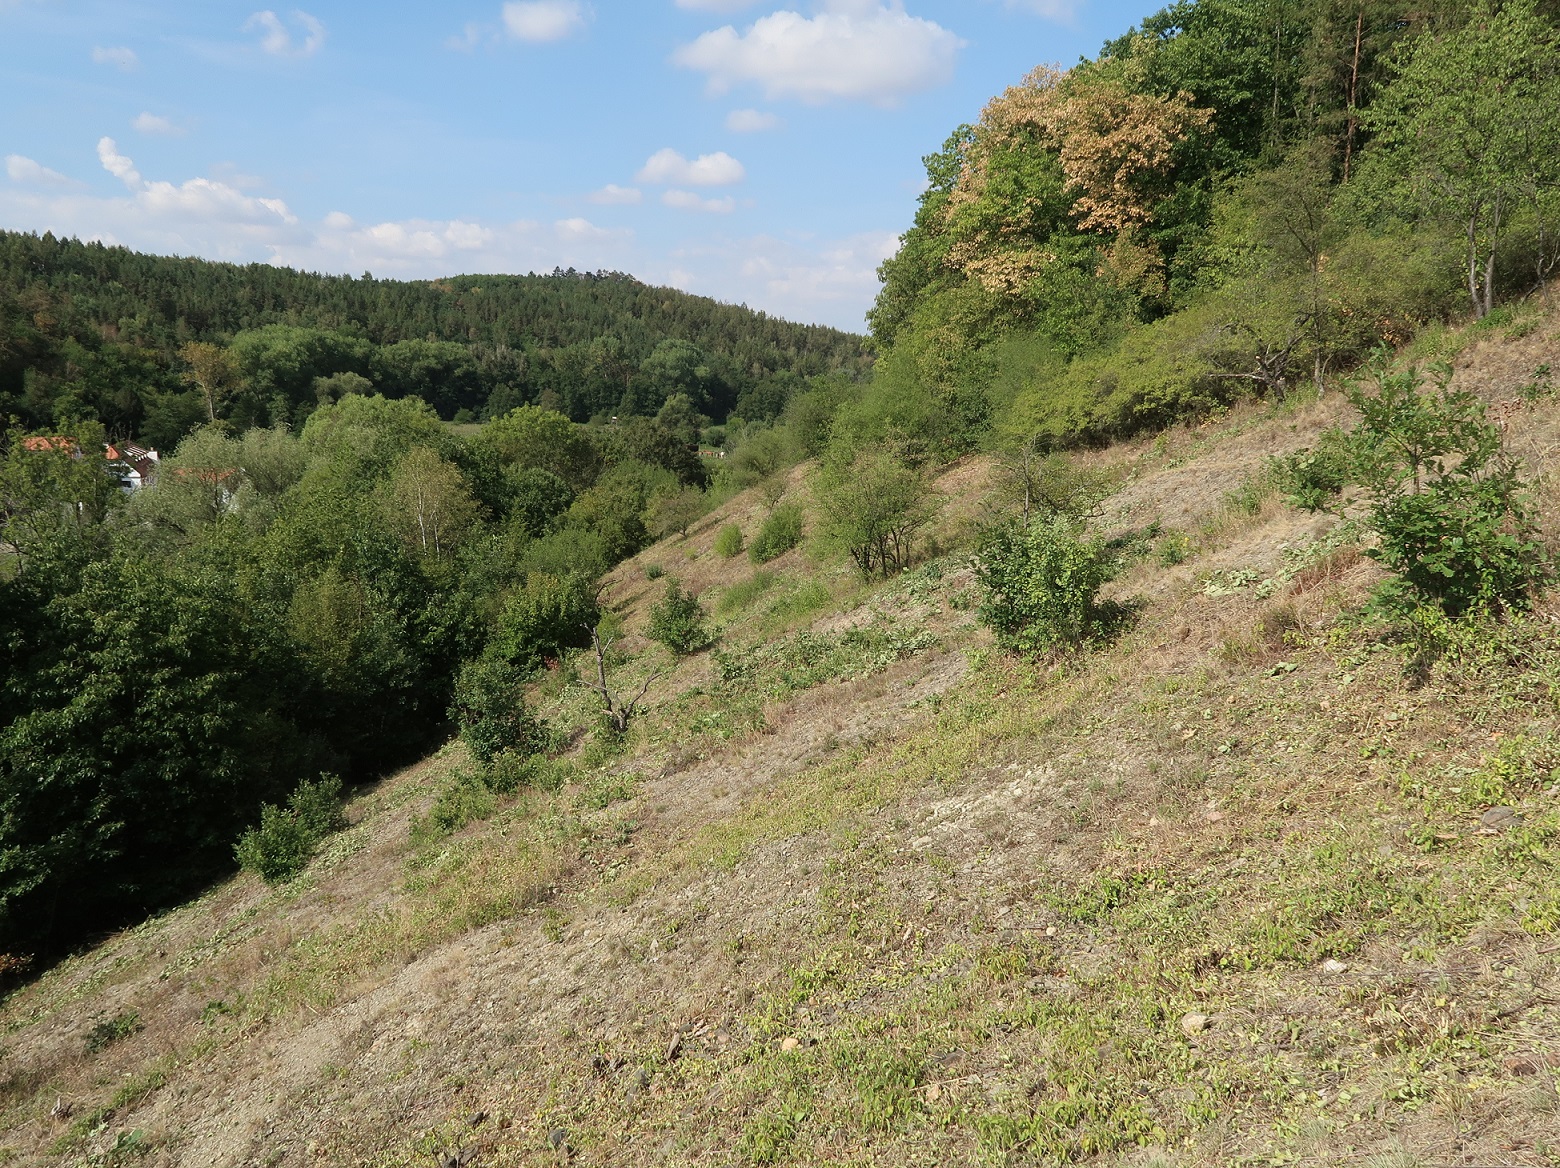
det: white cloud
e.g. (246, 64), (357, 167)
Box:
(725, 108), (782, 132)
(665, 229), (895, 326)
(244, 10), (327, 57)
(97, 138), (142, 190)
(588, 183), (642, 205)
(636, 148), (745, 187)
(91, 46), (139, 70)
(502, 1), (588, 42)
(132, 113), (185, 137)
(663, 189), (736, 214)
(556, 217), (619, 241)
(92, 138), (298, 229)
(5, 155), (79, 188)
(673, 2), (964, 106)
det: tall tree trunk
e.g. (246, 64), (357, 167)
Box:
(1483, 194), (1504, 318)
(1343, 10), (1364, 181)
(1468, 210), (1484, 317)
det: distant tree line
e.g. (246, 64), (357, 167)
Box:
(0, 234), (871, 446)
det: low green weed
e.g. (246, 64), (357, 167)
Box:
(84, 1010), (143, 1054)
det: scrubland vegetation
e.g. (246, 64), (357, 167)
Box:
(6, 0), (1560, 1163)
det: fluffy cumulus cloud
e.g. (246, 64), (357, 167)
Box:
(6, 156), (78, 188)
(674, 1), (963, 106)
(725, 108), (782, 132)
(132, 113), (185, 137)
(588, 183), (642, 205)
(0, 139), (636, 284)
(502, 0), (589, 42)
(91, 46), (139, 70)
(636, 148), (745, 187)
(662, 190), (736, 214)
(244, 10), (327, 57)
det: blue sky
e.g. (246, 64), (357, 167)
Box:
(0, 0), (1165, 331)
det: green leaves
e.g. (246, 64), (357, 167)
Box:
(974, 516), (1125, 654)
(234, 775), (347, 885)
(1343, 362), (1545, 616)
(646, 579), (712, 657)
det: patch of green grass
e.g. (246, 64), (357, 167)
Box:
(738, 1096), (812, 1164)
(718, 570), (777, 615)
(577, 771), (637, 811)
(762, 579), (833, 627)
(714, 622), (937, 700)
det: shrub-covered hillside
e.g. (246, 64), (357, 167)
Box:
(0, 230), (869, 443)
(4, 302), (1560, 1167)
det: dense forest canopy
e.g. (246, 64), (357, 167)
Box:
(4, 0), (1558, 963)
(0, 232), (870, 444)
(868, 0), (1560, 451)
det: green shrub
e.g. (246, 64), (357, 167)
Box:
(1271, 427), (1355, 511)
(714, 523), (745, 558)
(413, 770), (497, 842)
(493, 571), (599, 670)
(647, 579), (711, 655)
(486, 750), (574, 795)
(974, 518), (1125, 653)
(1348, 363), (1547, 616)
(235, 775), (346, 884)
(644, 563), (665, 580)
(749, 503), (804, 563)
(450, 655), (550, 764)
(1369, 470), (1546, 616)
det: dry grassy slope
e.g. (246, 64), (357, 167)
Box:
(5, 310), (1560, 1168)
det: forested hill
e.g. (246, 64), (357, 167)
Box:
(0, 230), (869, 444)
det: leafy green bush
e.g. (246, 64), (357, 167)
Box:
(450, 655), (550, 764)
(1369, 470), (1546, 616)
(1271, 426), (1355, 511)
(235, 775), (346, 884)
(493, 571), (599, 671)
(714, 523), (745, 558)
(1348, 364), (1547, 616)
(647, 579), (712, 655)
(416, 770), (497, 841)
(748, 503), (805, 564)
(974, 518), (1124, 653)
